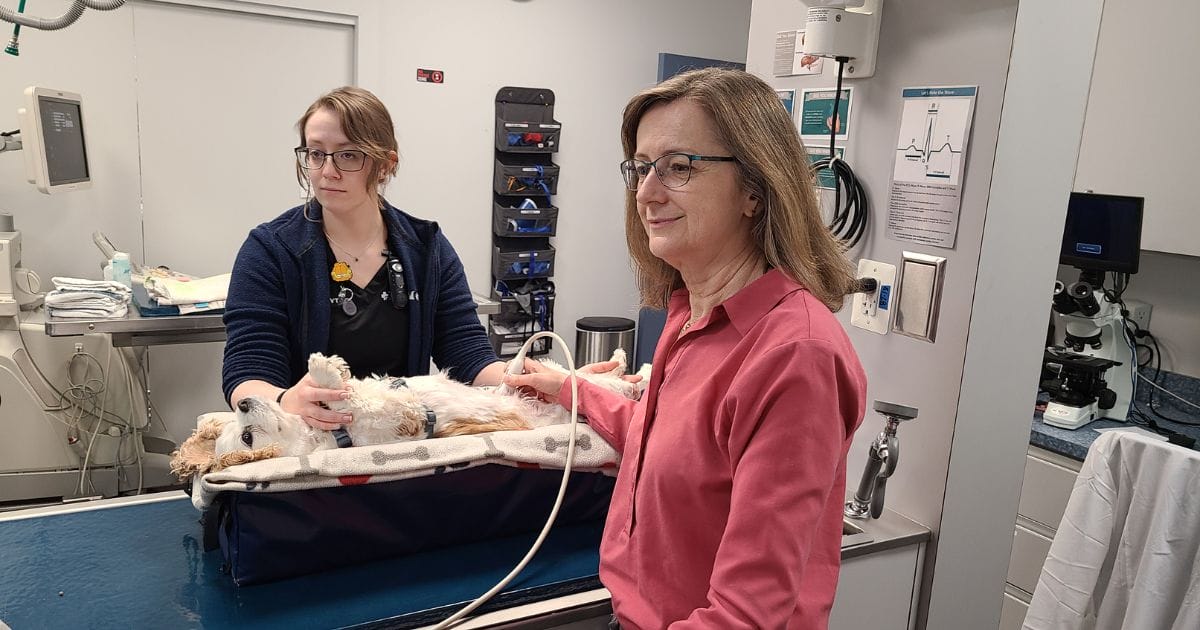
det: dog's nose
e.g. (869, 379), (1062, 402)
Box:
(236, 398), (253, 413)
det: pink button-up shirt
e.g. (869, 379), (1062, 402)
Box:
(562, 270), (866, 629)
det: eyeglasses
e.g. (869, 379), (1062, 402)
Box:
(295, 147), (368, 172)
(618, 152), (737, 191)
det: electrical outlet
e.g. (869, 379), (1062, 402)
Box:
(850, 258), (896, 335)
(1125, 299), (1152, 331)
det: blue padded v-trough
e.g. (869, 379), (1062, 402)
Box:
(214, 466), (614, 585)
(0, 493), (604, 629)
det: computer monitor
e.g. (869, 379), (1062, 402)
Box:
(1058, 192), (1143, 274)
(18, 86), (91, 194)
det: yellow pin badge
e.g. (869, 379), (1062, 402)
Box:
(330, 261), (353, 283)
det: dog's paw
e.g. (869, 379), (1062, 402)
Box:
(609, 348), (628, 376)
(307, 352), (351, 388)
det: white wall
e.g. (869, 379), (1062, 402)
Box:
(374, 0), (752, 355)
(0, 0), (752, 445)
(750, 1), (1102, 627)
(0, 0), (143, 280)
(749, 0), (1018, 625)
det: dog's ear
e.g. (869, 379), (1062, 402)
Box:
(197, 414), (232, 438)
(170, 430), (218, 481)
(169, 414), (236, 481)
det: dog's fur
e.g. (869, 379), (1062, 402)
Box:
(170, 350), (639, 480)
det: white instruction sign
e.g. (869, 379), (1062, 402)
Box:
(886, 86), (978, 248)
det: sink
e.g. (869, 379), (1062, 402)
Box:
(841, 518), (873, 548)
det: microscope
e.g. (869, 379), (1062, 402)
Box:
(1041, 192), (1143, 430)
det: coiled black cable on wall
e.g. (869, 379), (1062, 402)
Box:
(809, 56), (869, 248)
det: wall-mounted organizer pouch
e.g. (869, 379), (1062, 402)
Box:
(492, 236), (555, 281)
(493, 196), (560, 237)
(495, 86), (562, 153)
(494, 154), (560, 196)
(488, 319), (552, 357)
(491, 86), (561, 357)
(497, 124), (561, 152)
(492, 278), (556, 321)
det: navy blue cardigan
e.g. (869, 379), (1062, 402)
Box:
(221, 201), (497, 405)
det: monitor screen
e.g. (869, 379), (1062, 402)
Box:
(20, 86), (91, 194)
(1059, 192), (1143, 274)
(38, 96), (89, 186)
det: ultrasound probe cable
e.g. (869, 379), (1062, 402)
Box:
(433, 330), (582, 629)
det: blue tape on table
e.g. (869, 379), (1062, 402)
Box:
(0, 495), (604, 629)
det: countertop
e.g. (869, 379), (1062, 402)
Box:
(841, 507), (930, 561)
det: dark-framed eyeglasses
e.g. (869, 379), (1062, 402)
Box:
(618, 152), (737, 191)
(295, 147), (368, 172)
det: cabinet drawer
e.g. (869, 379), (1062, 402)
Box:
(1007, 523), (1053, 594)
(1018, 449), (1081, 530)
(999, 589), (1030, 630)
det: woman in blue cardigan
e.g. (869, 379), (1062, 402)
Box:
(222, 86), (505, 430)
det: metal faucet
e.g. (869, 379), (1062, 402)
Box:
(845, 400), (918, 520)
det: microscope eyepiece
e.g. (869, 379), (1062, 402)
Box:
(1052, 280), (1079, 314)
(1068, 281), (1101, 316)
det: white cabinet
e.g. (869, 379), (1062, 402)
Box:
(1003, 447), (1083, 627)
(831, 543), (925, 630)
(1074, 0), (1200, 256)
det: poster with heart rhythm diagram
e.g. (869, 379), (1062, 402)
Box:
(886, 86), (978, 249)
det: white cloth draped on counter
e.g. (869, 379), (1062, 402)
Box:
(1023, 430), (1200, 630)
(143, 272), (230, 306)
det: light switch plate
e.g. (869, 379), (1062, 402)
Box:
(892, 251), (947, 343)
(850, 258), (897, 335)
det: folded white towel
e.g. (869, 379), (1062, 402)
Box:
(50, 277), (132, 297)
(45, 290), (126, 306)
(46, 277), (131, 320)
(144, 273), (230, 305)
(48, 305), (129, 319)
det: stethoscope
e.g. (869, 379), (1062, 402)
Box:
(330, 250), (408, 317)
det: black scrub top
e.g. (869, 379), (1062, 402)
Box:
(325, 245), (409, 380)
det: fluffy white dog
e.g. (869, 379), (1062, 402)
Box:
(171, 350), (639, 478)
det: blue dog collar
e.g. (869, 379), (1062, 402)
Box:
(331, 427), (353, 448)
(390, 377), (438, 439)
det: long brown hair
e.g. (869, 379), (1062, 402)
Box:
(620, 68), (856, 311)
(296, 86), (399, 206)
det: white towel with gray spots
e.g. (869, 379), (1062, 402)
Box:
(191, 416), (618, 510)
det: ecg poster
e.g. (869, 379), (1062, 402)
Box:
(886, 86), (978, 248)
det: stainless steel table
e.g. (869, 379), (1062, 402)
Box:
(42, 294), (502, 347)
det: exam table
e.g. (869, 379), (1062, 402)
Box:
(0, 492), (608, 629)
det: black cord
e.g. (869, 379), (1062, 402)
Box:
(1141, 331), (1200, 426)
(810, 57), (868, 248)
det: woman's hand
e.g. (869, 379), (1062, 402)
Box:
(504, 359), (642, 405)
(504, 360), (568, 404)
(279, 374), (354, 430)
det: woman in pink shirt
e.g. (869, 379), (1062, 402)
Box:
(507, 68), (868, 629)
